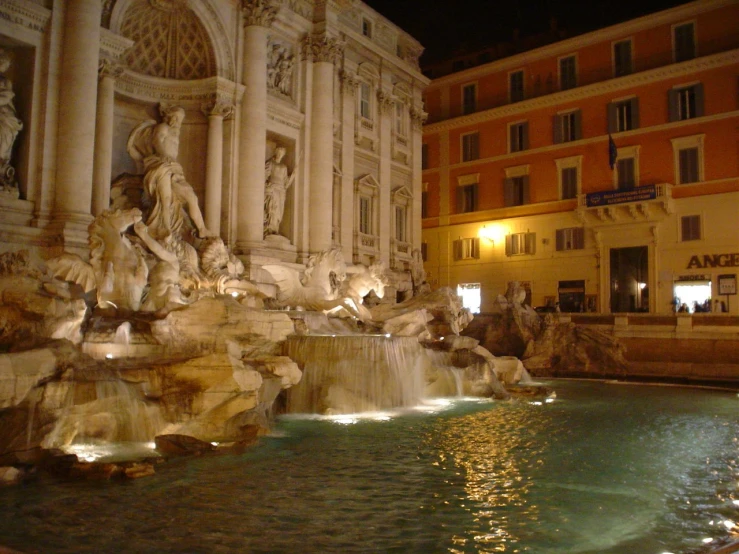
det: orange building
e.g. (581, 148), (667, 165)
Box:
(421, 0), (739, 315)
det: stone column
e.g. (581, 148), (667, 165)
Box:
(202, 99), (233, 237)
(235, 0), (277, 252)
(339, 70), (359, 258)
(307, 34), (342, 253)
(410, 105), (427, 251)
(92, 59), (123, 216)
(377, 88), (393, 264)
(52, 0), (102, 250)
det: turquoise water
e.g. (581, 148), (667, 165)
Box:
(0, 380), (737, 553)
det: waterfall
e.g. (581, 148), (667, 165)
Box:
(284, 335), (428, 414)
(423, 349), (466, 397)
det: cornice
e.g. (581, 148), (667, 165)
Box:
(425, 50), (739, 133)
(116, 73), (245, 106)
(267, 101), (305, 130)
(0, 0), (51, 35)
(430, 0), (739, 87)
(99, 28), (134, 61)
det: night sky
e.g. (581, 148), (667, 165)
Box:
(363, 0), (692, 65)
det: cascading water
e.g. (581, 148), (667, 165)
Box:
(423, 349), (466, 397)
(284, 335), (428, 414)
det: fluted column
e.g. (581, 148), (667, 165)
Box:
(92, 59), (123, 216)
(202, 99), (233, 236)
(377, 88), (393, 264)
(339, 70), (359, 258)
(307, 34), (342, 253)
(410, 105), (427, 251)
(235, 0), (277, 252)
(53, 0), (102, 249)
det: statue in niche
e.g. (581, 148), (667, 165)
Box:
(127, 105), (211, 241)
(0, 49), (23, 196)
(263, 146), (295, 237)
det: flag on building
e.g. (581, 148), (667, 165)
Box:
(608, 134), (617, 170)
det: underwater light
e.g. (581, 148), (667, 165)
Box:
(722, 519), (736, 530)
(230, 292), (239, 297)
(702, 538), (713, 543)
(105, 353), (113, 359)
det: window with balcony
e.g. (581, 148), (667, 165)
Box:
(461, 132), (479, 162)
(613, 39), (632, 77)
(617, 157), (636, 190)
(359, 195), (372, 234)
(462, 83), (477, 114)
(559, 55), (577, 90)
(681, 215), (701, 242)
(505, 232), (536, 256)
(669, 84), (704, 121)
(453, 237), (480, 260)
(509, 70), (525, 103)
(509, 121), (529, 153)
(394, 205), (407, 242)
(673, 22), (696, 63)
(608, 97), (639, 133)
(359, 82), (372, 120)
(394, 101), (407, 137)
(553, 109), (581, 143)
(556, 227), (585, 251)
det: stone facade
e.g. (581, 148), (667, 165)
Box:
(0, 0), (428, 294)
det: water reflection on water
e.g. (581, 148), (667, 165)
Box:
(0, 381), (736, 554)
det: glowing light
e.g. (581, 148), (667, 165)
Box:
(105, 353), (113, 359)
(702, 538), (713, 544)
(531, 401), (543, 406)
(733, 499), (739, 506)
(722, 519), (736, 530)
(478, 223), (506, 243)
(211, 442), (219, 447)
(385, 333), (391, 338)
(230, 292), (239, 297)
(333, 417), (357, 425)
(638, 282), (647, 290)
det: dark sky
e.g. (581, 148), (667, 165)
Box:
(363, 0), (692, 65)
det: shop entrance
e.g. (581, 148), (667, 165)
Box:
(673, 280), (712, 313)
(610, 246), (649, 313)
(457, 283), (481, 314)
(558, 280), (585, 312)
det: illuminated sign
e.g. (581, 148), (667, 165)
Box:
(585, 184), (657, 207)
(686, 253), (739, 269)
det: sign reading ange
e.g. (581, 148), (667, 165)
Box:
(585, 184), (657, 207)
(687, 253), (739, 269)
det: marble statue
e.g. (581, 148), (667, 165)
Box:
(267, 43), (294, 96)
(263, 146), (295, 237)
(127, 105), (211, 241)
(0, 49), (23, 196)
(333, 261), (389, 321)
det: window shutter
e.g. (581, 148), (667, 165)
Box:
(471, 184), (479, 211)
(472, 238), (480, 259)
(504, 178), (514, 207)
(522, 175), (530, 204)
(668, 89), (679, 122)
(505, 234), (512, 256)
(453, 239), (462, 260)
(553, 114), (563, 144)
(525, 232), (536, 255)
(694, 83), (705, 117)
(522, 122), (529, 150)
(456, 185), (464, 213)
(556, 229), (564, 251)
(574, 227), (585, 249)
(607, 103), (617, 134)
(630, 97), (640, 130)
(573, 109), (582, 140)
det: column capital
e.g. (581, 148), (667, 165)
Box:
(98, 58), (124, 80)
(201, 98), (234, 119)
(241, 0), (278, 28)
(377, 90), (393, 115)
(302, 33), (343, 64)
(339, 70), (359, 96)
(410, 106), (428, 130)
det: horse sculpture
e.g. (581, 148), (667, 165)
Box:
(330, 261), (388, 321)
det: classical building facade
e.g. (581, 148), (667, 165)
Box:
(0, 0), (428, 295)
(422, 0), (739, 314)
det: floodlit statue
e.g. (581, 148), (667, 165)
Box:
(0, 49), (23, 194)
(334, 262), (389, 321)
(267, 43), (294, 96)
(127, 105), (211, 241)
(263, 146), (295, 237)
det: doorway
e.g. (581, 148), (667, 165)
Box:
(610, 246), (649, 313)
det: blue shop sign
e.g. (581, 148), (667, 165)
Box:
(586, 184), (657, 207)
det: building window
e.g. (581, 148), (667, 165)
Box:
(671, 135), (704, 185)
(508, 121), (529, 153)
(453, 237), (480, 260)
(457, 283), (481, 314)
(362, 18), (372, 38)
(394, 101), (407, 136)
(421, 144), (429, 169)
(553, 109), (581, 143)
(559, 55), (577, 90)
(608, 97), (639, 133)
(561, 167), (578, 199)
(613, 39), (632, 77)
(669, 84), (704, 122)
(420, 242), (428, 261)
(359, 195), (372, 234)
(359, 82), (372, 119)
(504, 175), (529, 207)
(421, 190), (428, 218)
(673, 22), (695, 63)
(681, 215), (701, 241)
(556, 227), (585, 251)
(394, 205), (407, 242)
(462, 83), (477, 115)
(509, 70), (524, 103)
(461, 132), (479, 162)
(617, 157), (636, 190)
(505, 232), (536, 256)
(457, 183), (479, 213)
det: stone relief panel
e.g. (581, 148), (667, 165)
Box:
(267, 39), (295, 100)
(0, 49), (23, 198)
(120, 0), (216, 80)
